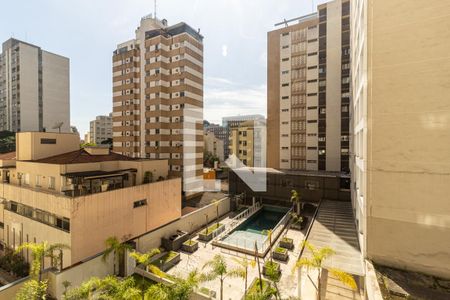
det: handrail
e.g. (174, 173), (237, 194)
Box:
(261, 207), (293, 252)
(213, 202), (261, 242)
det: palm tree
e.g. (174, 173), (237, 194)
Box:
(65, 276), (141, 300)
(290, 190), (301, 215)
(264, 261), (281, 300)
(262, 229), (274, 262)
(212, 199), (220, 227)
(293, 241), (357, 300)
(228, 257), (256, 296)
(202, 254), (230, 300)
(45, 243), (70, 271)
(62, 280), (71, 298)
(102, 236), (133, 276)
(143, 269), (202, 300)
(15, 241), (70, 300)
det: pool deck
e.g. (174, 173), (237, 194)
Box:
(167, 212), (308, 299)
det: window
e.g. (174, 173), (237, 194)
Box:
(282, 70), (289, 75)
(282, 32), (290, 36)
(281, 58), (289, 62)
(133, 199), (148, 208)
(281, 109), (289, 112)
(36, 175), (43, 187)
(342, 105), (349, 112)
(281, 83), (289, 87)
(48, 177), (55, 189)
(23, 173), (30, 185)
(282, 96), (289, 100)
(307, 52), (317, 56)
(305, 180), (319, 190)
(282, 45), (289, 49)
(40, 138), (56, 144)
(56, 217), (70, 232)
(319, 149), (326, 155)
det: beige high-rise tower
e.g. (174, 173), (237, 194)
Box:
(351, 0), (450, 278)
(112, 15), (204, 194)
(267, 0), (350, 173)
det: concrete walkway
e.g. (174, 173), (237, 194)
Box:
(305, 200), (364, 299)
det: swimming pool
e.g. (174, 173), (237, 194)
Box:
(218, 206), (290, 252)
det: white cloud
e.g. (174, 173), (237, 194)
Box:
(204, 77), (266, 124)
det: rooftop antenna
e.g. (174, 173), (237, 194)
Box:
(154, 0), (157, 19)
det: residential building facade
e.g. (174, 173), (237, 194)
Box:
(222, 114), (265, 160)
(267, 0), (350, 173)
(88, 114), (113, 144)
(112, 15), (204, 194)
(204, 131), (224, 162)
(228, 119), (266, 168)
(351, 0), (450, 278)
(0, 132), (181, 268)
(0, 38), (70, 133)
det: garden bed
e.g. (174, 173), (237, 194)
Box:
(181, 239), (199, 253)
(244, 278), (276, 300)
(150, 251), (181, 272)
(272, 247), (289, 262)
(198, 223), (225, 242)
(263, 261), (281, 277)
(279, 237), (294, 250)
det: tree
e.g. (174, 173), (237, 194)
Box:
(65, 276), (141, 300)
(102, 236), (133, 276)
(212, 199), (220, 227)
(45, 243), (70, 271)
(290, 190), (301, 215)
(144, 269), (203, 300)
(15, 241), (68, 300)
(264, 261), (281, 300)
(0, 131), (15, 154)
(204, 151), (219, 168)
(293, 242), (357, 300)
(228, 257), (256, 296)
(142, 171), (153, 184)
(202, 254), (230, 300)
(129, 249), (164, 277)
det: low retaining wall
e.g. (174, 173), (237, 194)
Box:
(134, 197), (230, 253)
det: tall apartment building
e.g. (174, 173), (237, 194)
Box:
(267, 0), (350, 172)
(222, 114), (265, 160)
(351, 0), (450, 278)
(0, 38), (70, 133)
(88, 114), (112, 144)
(204, 131), (224, 162)
(112, 15), (204, 194)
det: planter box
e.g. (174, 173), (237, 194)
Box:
(198, 224), (225, 242)
(279, 238), (294, 250)
(291, 216), (309, 231)
(151, 251), (181, 272)
(161, 230), (189, 251)
(263, 261), (281, 277)
(181, 240), (199, 253)
(273, 247), (289, 262)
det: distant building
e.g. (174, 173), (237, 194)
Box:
(228, 119), (266, 168)
(204, 131), (224, 163)
(88, 114), (112, 145)
(0, 38), (70, 133)
(222, 114), (265, 159)
(0, 132), (181, 268)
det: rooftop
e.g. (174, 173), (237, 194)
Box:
(0, 152), (16, 160)
(32, 149), (137, 164)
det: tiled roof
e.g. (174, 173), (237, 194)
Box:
(34, 149), (137, 164)
(0, 152), (16, 160)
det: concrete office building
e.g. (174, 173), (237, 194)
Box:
(222, 114), (265, 160)
(88, 114), (113, 144)
(0, 38), (70, 133)
(112, 15), (204, 194)
(351, 0), (450, 278)
(0, 132), (181, 268)
(267, 0), (350, 172)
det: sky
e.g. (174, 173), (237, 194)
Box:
(0, 0), (327, 135)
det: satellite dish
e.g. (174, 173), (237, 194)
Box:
(52, 121), (64, 133)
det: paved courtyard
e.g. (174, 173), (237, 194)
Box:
(167, 213), (307, 299)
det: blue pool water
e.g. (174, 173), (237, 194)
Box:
(221, 206), (289, 250)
